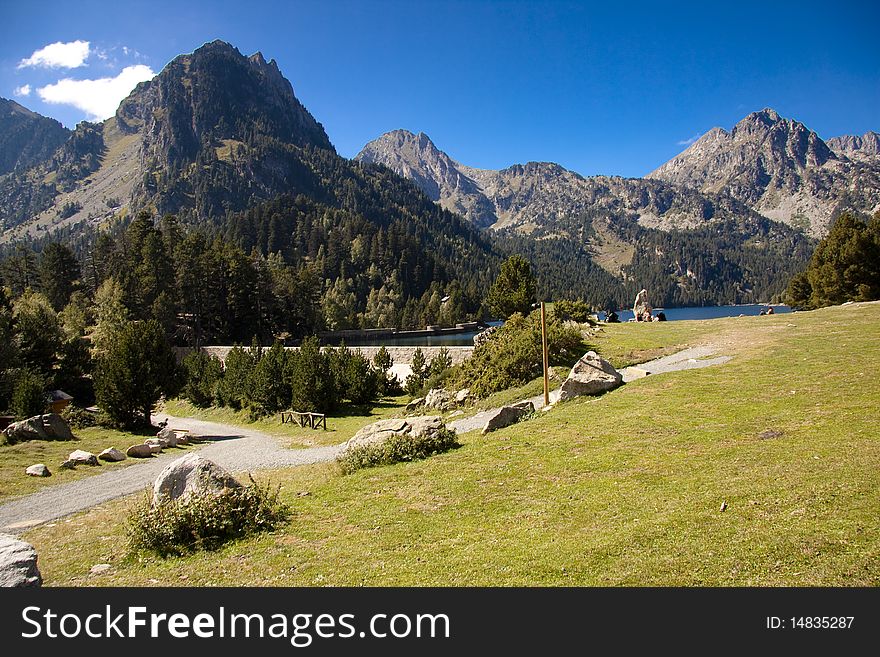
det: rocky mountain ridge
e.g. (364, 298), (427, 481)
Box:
(357, 129), (761, 236)
(648, 109), (880, 236)
(0, 98), (70, 176)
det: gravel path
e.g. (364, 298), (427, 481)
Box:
(0, 345), (729, 534)
(449, 344), (730, 434)
(0, 415), (342, 534)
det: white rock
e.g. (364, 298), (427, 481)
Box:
(126, 444), (154, 458)
(68, 449), (99, 466)
(554, 351), (623, 402)
(98, 447), (126, 462)
(152, 454), (241, 506)
(0, 533), (42, 587)
(25, 463), (50, 477)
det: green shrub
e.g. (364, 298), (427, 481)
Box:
(457, 310), (585, 398)
(215, 344), (257, 410)
(126, 477), (290, 557)
(247, 342), (292, 417)
(338, 427), (460, 474)
(61, 404), (96, 429)
(553, 300), (597, 325)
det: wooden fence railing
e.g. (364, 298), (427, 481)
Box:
(280, 411), (327, 430)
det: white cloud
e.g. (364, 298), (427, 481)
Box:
(18, 40), (91, 69)
(677, 134), (701, 146)
(37, 64), (155, 121)
(13, 84), (32, 97)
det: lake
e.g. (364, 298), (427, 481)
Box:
(345, 306), (790, 347)
(603, 304), (791, 323)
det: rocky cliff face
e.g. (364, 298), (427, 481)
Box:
(827, 131), (880, 160)
(114, 39), (334, 217)
(1, 40), (337, 239)
(356, 129), (756, 236)
(648, 109), (880, 236)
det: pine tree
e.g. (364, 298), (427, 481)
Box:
(94, 320), (182, 428)
(486, 255), (537, 319)
(38, 243), (81, 311)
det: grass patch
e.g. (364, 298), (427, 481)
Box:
(162, 396), (410, 449)
(0, 425), (159, 502)
(590, 318), (723, 368)
(22, 303), (880, 586)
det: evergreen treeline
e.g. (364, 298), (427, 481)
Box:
(497, 209), (814, 309)
(181, 339), (400, 419)
(786, 212), (880, 309)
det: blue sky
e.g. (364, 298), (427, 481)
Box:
(2, 0), (878, 178)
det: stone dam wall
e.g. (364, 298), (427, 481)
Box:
(176, 345), (474, 367)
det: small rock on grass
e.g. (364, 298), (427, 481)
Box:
(68, 449), (99, 466)
(126, 444), (153, 458)
(99, 447), (126, 462)
(26, 464), (50, 477)
(90, 564), (112, 576)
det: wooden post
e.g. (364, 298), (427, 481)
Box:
(541, 301), (550, 407)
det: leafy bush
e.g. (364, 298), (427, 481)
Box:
(61, 404), (96, 429)
(126, 477), (290, 557)
(456, 310), (584, 398)
(338, 427), (460, 474)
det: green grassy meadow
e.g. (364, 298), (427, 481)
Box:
(22, 302), (880, 586)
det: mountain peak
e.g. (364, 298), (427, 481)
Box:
(647, 107), (876, 236)
(0, 97), (70, 175)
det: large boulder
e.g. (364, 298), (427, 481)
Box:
(552, 351), (623, 403)
(424, 388), (454, 411)
(68, 449), (99, 466)
(405, 397), (425, 413)
(1, 413), (74, 443)
(345, 416), (446, 452)
(2, 416), (48, 442)
(0, 533), (42, 587)
(156, 426), (179, 448)
(481, 401), (535, 435)
(99, 447), (127, 462)
(152, 454), (241, 506)
(42, 414), (74, 440)
(633, 289), (652, 321)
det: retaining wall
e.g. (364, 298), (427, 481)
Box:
(177, 345), (474, 366)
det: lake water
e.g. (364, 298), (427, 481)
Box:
(603, 304), (791, 323)
(348, 306), (790, 347)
